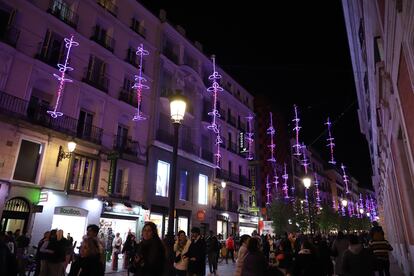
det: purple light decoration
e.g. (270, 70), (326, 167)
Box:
(365, 195), (371, 216)
(301, 143), (310, 174)
(266, 174), (271, 206)
(325, 117), (336, 165)
(370, 197), (377, 219)
(282, 163), (289, 199)
(359, 193), (364, 218)
(332, 198), (337, 210)
(245, 114), (254, 160)
(341, 199), (346, 216)
(132, 44), (149, 121)
(314, 173), (321, 208)
(292, 105), (302, 156)
(214, 127), (222, 168)
(341, 164), (350, 194)
(207, 55), (223, 167)
(47, 35), (79, 118)
(273, 169), (279, 196)
(348, 201), (353, 217)
(267, 112), (276, 163)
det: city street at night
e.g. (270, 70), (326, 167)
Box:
(0, 0), (413, 275)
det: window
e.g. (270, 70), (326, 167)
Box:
(38, 30), (64, 65)
(116, 125), (128, 148)
(179, 170), (189, 201)
(156, 161), (170, 197)
(198, 174), (208, 205)
(85, 55), (108, 91)
(228, 190), (233, 209)
(68, 154), (96, 193)
(114, 169), (124, 194)
(77, 110), (93, 139)
(13, 140), (43, 183)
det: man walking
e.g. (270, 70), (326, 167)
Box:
(187, 227), (206, 276)
(112, 233), (122, 271)
(206, 231), (219, 275)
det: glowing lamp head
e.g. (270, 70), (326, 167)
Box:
(302, 177), (311, 189)
(359, 208), (364, 214)
(367, 212), (371, 217)
(341, 199), (348, 207)
(221, 181), (226, 189)
(67, 141), (77, 153)
(169, 93), (187, 123)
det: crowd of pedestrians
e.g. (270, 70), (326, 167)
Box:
(0, 220), (394, 276)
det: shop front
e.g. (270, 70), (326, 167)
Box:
(216, 214), (229, 240)
(149, 205), (191, 238)
(99, 202), (147, 247)
(31, 190), (102, 248)
(238, 213), (259, 236)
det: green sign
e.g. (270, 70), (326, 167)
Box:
(107, 158), (118, 194)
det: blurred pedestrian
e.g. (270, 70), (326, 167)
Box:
(187, 227), (206, 276)
(111, 232), (122, 271)
(174, 230), (191, 276)
(331, 231), (349, 276)
(0, 231), (17, 276)
(241, 237), (267, 276)
(234, 234), (250, 276)
(369, 231), (393, 276)
(342, 234), (375, 276)
(206, 230), (219, 275)
(225, 234), (235, 264)
(69, 237), (104, 276)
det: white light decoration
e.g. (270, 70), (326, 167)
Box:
(292, 105), (302, 156)
(267, 112), (276, 163)
(67, 141), (77, 153)
(266, 174), (271, 206)
(325, 117), (336, 165)
(47, 35), (79, 118)
(282, 163), (289, 199)
(301, 143), (310, 174)
(245, 114), (254, 160)
(132, 43), (150, 121)
(341, 163), (350, 194)
(359, 193), (364, 218)
(314, 173), (321, 208)
(206, 55), (223, 168)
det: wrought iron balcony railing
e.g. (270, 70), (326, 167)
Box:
(113, 135), (138, 156)
(47, 0), (79, 29)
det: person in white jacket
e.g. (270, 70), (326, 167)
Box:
(174, 230), (191, 276)
(234, 234), (251, 276)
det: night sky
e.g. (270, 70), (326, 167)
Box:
(139, 1), (373, 189)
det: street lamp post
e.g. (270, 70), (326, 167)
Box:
(166, 93), (187, 269)
(302, 177), (312, 234)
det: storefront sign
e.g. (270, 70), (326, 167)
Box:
(196, 210), (206, 221)
(39, 192), (48, 202)
(54, 206), (88, 217)
(239, 214), (259, 224)
(107, 156), (118, 194)
(103, 203), (141, 217)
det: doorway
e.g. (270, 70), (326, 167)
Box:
(1, 197), (30, 233)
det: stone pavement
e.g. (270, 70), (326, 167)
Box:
(104, 261), (236, 276)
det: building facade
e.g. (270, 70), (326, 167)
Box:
(342, 0), (414, 273)
(0, 0), (258, 247)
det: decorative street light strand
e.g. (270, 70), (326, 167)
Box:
(301, 143), (310, 175)
(207, 55), (223, 168)
(314, 173), (321, 208)
(292, 105), (302, 156)
(267, 112), (276, 163)
(245, 114), (254, 160)
(132, 43), (149, 121)
(325, 117), (336, 165)
(47, 35), (79, 118)
(341, 164), (350, 194)
(266, 174), (271, 206)
(282, 163), (289, 199)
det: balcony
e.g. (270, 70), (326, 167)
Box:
(97, 0), (118, 17)
(113, 135), (138, 156)
(118, 89), (137, 107)
(35, 42), (64, 68)
(162, 48), (179, 64)
(156, 129), (173, 146)
(228, 115), (236, 127)
(0, 91), (102, 144)
(90, 26), (115, 52)
(215, 168), (250, 187)
(201, 148), (214, 163)
(0, 25), (20, 48)
(47, 0), (79, 29)
(180, 138), (198, 155)
(83, 68), (109, 93)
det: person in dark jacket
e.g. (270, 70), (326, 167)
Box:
(132, 222), (166, 276)
(69, 237), (104, 276)
(206, 230), (219, 275)
(0, 231), (17, 276)
(122, 233), (136, 269)
(342, 234), (375, 276)
(186, 227), (206, 276)
(241, 237), (267, 276)
(34, 231), (50, 276)
(292, 240), (321, 276)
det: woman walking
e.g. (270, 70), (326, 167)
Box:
(234, 235), (250, 276)
(242, 237), (267, 276)
(174, 230), (191, 276)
